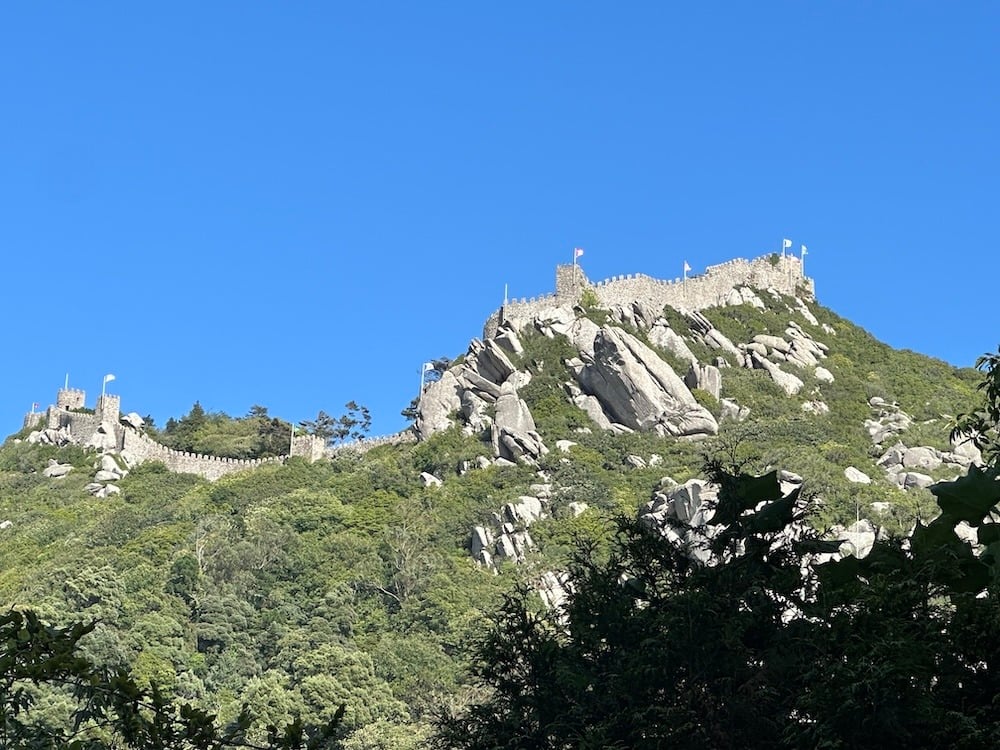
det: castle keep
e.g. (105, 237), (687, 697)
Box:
(485, 252), (812, 339)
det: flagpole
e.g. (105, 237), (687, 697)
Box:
(418, 364), (428, 410)
(289, 422), (295, 456)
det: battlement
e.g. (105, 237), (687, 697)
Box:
(23, 382), (331, 481)
(57, 388), (86, 411)
(484, 252), (813, 338)
(122, 429), (284, 481)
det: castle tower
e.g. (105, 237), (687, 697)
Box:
(555, 263), (590, 303)
(98, 394), (121, 424)
(291, 433), (326, 462)
(56, 388), (86, 411)
(22, 412), (44, 431)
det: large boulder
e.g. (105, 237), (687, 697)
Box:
(415, 370), (463, 438)
(748, 352), (803, 396)
(85, 423), (118, 451)
(468, 338), (517, 385)
(43, 460), (73, 478)
(648, 321), (698, 365)
(684, 363), (721, 400)
(575, 326), (717, 437)
(491, 382), (548, 464)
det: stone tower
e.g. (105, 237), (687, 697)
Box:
(555, 263), (589, 303)
(57, 388), (86, 411)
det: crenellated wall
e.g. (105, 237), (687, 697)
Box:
(48, 407), (105, 444)
(484, 252), (812, 338)
(327, 430), (417, 457)
(23, 385), (329, 481)
(122, 429), (283, 481)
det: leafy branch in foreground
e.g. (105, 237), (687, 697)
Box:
(0, 609), (342, 749)
(951, 347), (1000, 465)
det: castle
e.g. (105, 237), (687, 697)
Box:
(484, 252), (812, 338)
(21, 252), (811, 481)
(23, 387), (325, 481)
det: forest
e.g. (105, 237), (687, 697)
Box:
(0, 294), (996, 748)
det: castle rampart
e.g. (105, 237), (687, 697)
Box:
(23, 385), (326, 482)
(327, 430), (417, 457)
(122, 429), (283, 482)
(484, 252), (812, 338)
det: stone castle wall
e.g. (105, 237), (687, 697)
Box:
(24, 386), (327, 481)
(48, 408), (105, 443)
(484, 253), (812, 338)
(327, 430), (417, 457)
(122, 429), (283, 482)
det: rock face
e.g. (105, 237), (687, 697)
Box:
(43, 460), (73, 478)
(684, 363), (721, 400)
(574, 327), (717, 437)
(844, 466), (872, 484)
(748, 351), (804, 396)
(491, 382), (548, 465)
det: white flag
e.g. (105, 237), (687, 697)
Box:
(103, 374), (116, 384)
(782, 238), (792, 249)
(801, 244), (808, 256)
(574, 247), (584, 259)
(683, 261), (692, 273)
(422, 362), (435, 373)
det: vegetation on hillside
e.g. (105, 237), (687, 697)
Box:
(0, 289), (991, 747)
(438, 350), (1000, 749)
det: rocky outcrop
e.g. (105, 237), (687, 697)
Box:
(470, 486), (551, 569)
(573, 327), (717, 437)
(648, 321), (698, 365)
(864, 398), (913, 446)
(43, 460), (73, 478)
(844, 466), (872, 484)
(85, 422), (119, 452)
(491, 382), (548, 465)
(27, 426), (71, 446)
(748, 351), (804, 396)
(684, 363), (721, 400)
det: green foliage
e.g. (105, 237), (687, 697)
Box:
(952, 347), (1000, 465)
(410, 428), (487, 478)
(300, 403), (372, 446)
(0, 608), (342, 749)
(160, 403), (294, 459)
(437, 462), (1000, 749)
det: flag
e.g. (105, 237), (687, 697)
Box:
(103, 374), (116, 384)
(683, 261), (692, 273)
(422, 362), (435, 373)
(801, 244), (808, 256)
(32, 402), (39, 410)
(574, 247), (584, 259)
(782, 238), (792, 249)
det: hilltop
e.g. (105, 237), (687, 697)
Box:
(0, 252), (986, 747)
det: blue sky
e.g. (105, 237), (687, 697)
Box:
(2, 3), (997, 438)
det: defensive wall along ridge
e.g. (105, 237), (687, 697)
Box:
(484, 253), (812, 339)
(23, 387), (327, 482)
(121, 429), (285, 482)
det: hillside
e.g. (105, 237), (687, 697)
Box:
(0, 256), (986, 747)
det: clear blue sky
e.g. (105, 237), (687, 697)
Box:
(2, 3), (997, 438)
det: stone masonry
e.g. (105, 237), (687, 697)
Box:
(484, 252), (812, 339)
